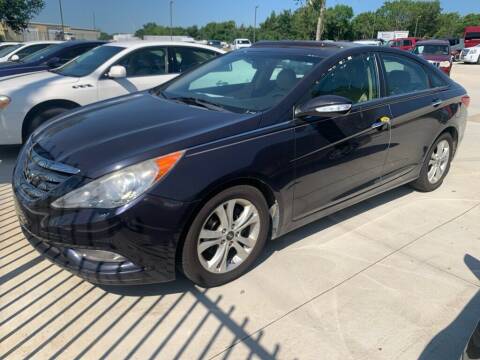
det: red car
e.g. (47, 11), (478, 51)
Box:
(413, 40), (452, 76)
(388, 37), (421, 51)
(464, 26), (480, 48)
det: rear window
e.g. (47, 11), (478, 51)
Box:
(465, 32), (480, 40)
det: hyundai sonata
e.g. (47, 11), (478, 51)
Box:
(13, 41), (469, 287)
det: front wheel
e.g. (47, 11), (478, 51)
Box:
(23, 106), (73, 142)
(410, 132), (453, 192)
(180, 185), (270, 287)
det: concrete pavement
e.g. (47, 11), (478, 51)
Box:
(0, 63), (480, 359)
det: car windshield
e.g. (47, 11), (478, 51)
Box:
(465, 32), (480, 40)
(0, 44), (22, 57)
(413, 44), (449, 55)
(238, 40), (250, 44)
(20, 44), (59, 63)
(159, 51), (321, 113)
(53, 46), (124, 77)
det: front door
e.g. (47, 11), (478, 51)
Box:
(293, 53), (391, 219)
(96, 46), (176, 101)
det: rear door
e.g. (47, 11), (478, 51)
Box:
(293, 53), (392, 219)
(378, 52), (456, 180)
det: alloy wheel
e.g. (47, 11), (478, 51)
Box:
(427, 139), (450, 184)
(197, 198), (260, 273)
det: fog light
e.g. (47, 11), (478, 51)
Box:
(77, 249), (127, 262)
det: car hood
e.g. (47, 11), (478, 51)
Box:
(418, 54), (451, 62)
(33, 92), (258, 178)
(0, 71), (79, 91)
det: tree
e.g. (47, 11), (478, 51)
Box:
(324, 4), (353, 40)
(99, 31), (112, 41)
(352, 12), (377, 39)
(0, 0), (44, 32)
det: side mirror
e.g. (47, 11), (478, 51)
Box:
(295, 95), (352, 118)
(46, 57), (61, 68)
(107, 65), (127, 79)
(9, 54), (20, 62)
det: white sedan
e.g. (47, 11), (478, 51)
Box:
(461, 45), (480, 64)
(0, 41), (224, 144)
(0, 41), (60, 62)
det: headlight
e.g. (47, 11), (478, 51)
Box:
(439, 61), (451, 68)
(0, 95), (11, 109)
(51, 151), (184, 209)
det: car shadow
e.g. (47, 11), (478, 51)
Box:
(418, 254), (480, 360)
(102, 184), (414, 297)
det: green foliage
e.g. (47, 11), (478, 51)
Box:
(99, 31), (113, 40)
(135, 0), (479, 42)
(0, 0), (44, 32)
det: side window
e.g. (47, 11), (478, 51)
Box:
(189, 59), (256, 90)
(117, 47), (166, 77)
(15, 44), (51, 59)
(403, 40), (412, 47)
(430, 70), (448, 88)
(57, 45), (97, 65)
(303, 53), (379, 104)
(381, 54), (429, 96)
(170, 47), (217, 73)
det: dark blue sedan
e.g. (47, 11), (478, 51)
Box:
(13, 41), (470, 287)
(0, 40), (105, 78)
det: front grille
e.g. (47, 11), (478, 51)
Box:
(20, 145), (80, 200)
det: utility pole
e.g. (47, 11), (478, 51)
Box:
(253, 5), (259, 43)
(414, 16), (420, 37)
(170, 0), (174, 40)
(58, 0), (65, 40)
(92, 11), (96, 30)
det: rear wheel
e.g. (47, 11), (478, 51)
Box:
(23, 106), (73, 142)
(410, 132), (453, 192)
(180, 185), (270, 287)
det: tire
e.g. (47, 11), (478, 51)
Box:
(180, 185), (270, 287)
(410, 132), (453, 192)
(23, 106), (72, 142)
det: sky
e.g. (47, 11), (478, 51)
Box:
(33, 0), (480, 34)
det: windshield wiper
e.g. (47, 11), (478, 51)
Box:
(171, 97), (231, 113)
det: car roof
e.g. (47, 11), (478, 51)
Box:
(251, 40), (359, 56)
(416, 39), (450, 45)
(21, 40), (62, 45)
(104, 41), (225, 53)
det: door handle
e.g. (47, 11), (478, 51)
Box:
(432, 99), (443, 107)
(371, 116), (390, 129)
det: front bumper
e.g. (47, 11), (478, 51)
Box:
(462, 53), (479, 63)
(13, 158), (196, 285)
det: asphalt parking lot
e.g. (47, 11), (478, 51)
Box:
(1, 63), (480, 360)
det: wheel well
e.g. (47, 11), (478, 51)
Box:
(174, 178), (278, 265)
(22, 99), (80, 141)
(442, 126), (459, 156)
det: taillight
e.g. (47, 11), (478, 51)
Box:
(461, 95), (470, 108)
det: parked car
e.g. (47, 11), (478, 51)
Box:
(0, 41), (59, 63)
(232, 38), (251, 50)
(460, 44), (480, 64)
(0, 41), (224, 144)
(388, 37), (421, 51)
(13, 41), (469, 287)
(0, 41), (21, 51)
(464, 26), (480, 48)
(0, 40), (105, 79)
(443, 38), (465, 61)
(413, 39), (452, 75)
(461, 321), (480, 359)
(354, 39), (385, 46)
(207, 40), (223, 49)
